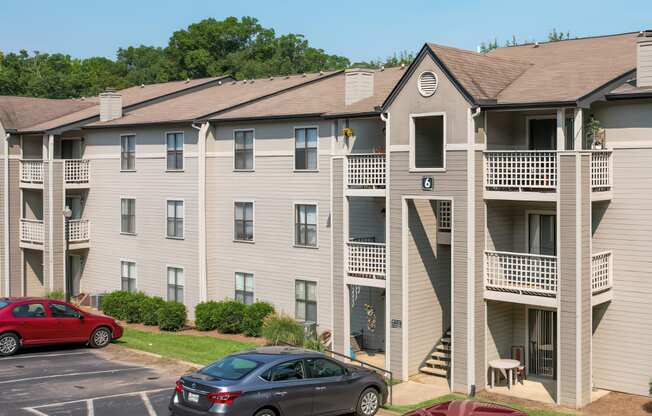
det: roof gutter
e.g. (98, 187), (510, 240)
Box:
(478, 100), (576, 110)
(605, 92), (652, 101)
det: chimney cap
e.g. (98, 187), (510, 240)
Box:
(639, 29), (652, 38)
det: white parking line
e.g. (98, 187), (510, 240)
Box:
(87, 399), (95, 416)
(141, 392), (157, 416)
(0, 367), (146, 385)
(0, 351), (91, 361)
(23, 387), (171, 411)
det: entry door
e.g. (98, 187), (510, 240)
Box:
(528, 309), (557, 379)
(61, 139), (82, 159)
(528, 214), (556, 256)
(529, 119), (557, 150)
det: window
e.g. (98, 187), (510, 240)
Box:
(295, 127), (318, 170)
(166, 132), (184, 170)
(12, 303), (46, 318)
(49, 303), (81, 318)
(234, 272), (254, 304)
(234, 130), (254, 170)
(295, 280), (317, 323)
(121, 135), (135, 170)
(234, 202), (254, 241)
(121, 198), (136, 234)
(306, 358), (345, 378)
(201, 356), (261, 381)
(167, 200), (184, 239)
(0, 300), (8, 309)
(167, 267), (184, 302)
(121, 261), (136, 292)
(295, 204), (317, 247)
(528, 213), (556, 256)
(411, 114), (445, 170)
(262, 360), (306, 382)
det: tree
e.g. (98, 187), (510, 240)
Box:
(479, 39), (499, 53)
(351, 50), (415, 69)
(548, 28), (571, 42)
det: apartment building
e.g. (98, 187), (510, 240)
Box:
(1, 30), (651, 409)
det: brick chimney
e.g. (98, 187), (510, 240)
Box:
(99, 88), (122, 122)
(637, 30), (652, 88)
(345, 68), (374, 106)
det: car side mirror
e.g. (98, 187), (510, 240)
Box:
(78, 314), (84, 320)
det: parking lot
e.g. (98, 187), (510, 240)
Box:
(0, 346), (180, 416)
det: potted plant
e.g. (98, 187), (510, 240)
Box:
(586, 116), (606, 149)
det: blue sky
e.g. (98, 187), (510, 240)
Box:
(1, 0), (650, 62)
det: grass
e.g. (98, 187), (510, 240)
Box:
(383, 393), (576, 416)
(115, 327), (257, 365)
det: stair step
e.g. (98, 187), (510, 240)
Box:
(420, 366), (448, 377)
(440, 337), (451, 344)
(430, 352), (450, 361)
(436, 344), (451, 352)
(426, 358), (449, 368)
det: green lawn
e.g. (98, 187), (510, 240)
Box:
(115, 327), (257, 365)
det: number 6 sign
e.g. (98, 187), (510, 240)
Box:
(422, 176), (434, 191)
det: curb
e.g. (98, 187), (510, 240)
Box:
(108, 343), (203, 371)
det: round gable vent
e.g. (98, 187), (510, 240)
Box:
(418, 71), (439, 97)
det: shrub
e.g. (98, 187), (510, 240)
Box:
(101, 291), (136, 321)
(195, 301), (222, 331)
(140, 296), (165, 326)
(46, 290), (65, 300)
(124, 292), (149, 323)
(214, 300), (247, 334)
(302, 336), (325, 352)
(261, 313), (304, 346)
(157, 301), (187, 331)
(242, 301), (275, 337)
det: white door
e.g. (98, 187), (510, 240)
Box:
(528, 214), (556, 256)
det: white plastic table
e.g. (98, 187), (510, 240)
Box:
(488, 359), (520, 389)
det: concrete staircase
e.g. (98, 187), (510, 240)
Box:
(419, 328), (451, 378)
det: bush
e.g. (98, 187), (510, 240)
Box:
(302, 336), (325, 352)
(194, 301), (222, 331)
(214, 300), (247, 334)
(261, 314), (304, 346)
(140, 296), (165, 326)
(101, 291), (136, 321)
(124, 292), (149, 323)
(157, 301), (187, 331)
(242, 301), (275, 337)
(46, 290), (65, 300)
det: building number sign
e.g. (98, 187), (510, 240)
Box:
(422, 176), (434, 191)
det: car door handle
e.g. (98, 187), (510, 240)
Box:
(315, 386), (326, 391)
(273, 391), (287, 397)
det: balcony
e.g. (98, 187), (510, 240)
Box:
(346, 154), (386, 196)
(483, 151), (612, 201)
(67, 219), (90, 246)
(591, 251), (613, 305)
(64, 159), (90, 187)
(346, 241), (386, 286)
(20, 219), (44, 249)
(20, 160), (44, 187)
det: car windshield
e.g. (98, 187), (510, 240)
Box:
(0, 300), (8, 309)
(200, 356), (261, 380)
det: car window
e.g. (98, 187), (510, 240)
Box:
(49, 303), (80, 318)
(262, 360), (306, 382)
(306, 358), (345, 378)
(200, 356), (261, 380)
(0, 300), (9, 309)
(12, 303), (46, 318)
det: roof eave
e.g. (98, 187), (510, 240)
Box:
(605, 92), (652, 101)
(207, 113), (325, 124)
(480, 100), (577, 110)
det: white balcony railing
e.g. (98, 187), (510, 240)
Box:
(484, 151), (558, 191)
(590, 151), (613, 191)
(20, 219), (44, 245)
(347, 242), (386, 279)
(591, 251), (613, 294)
(485, 250), (558, 296)
(20, 160), (44, 184)
(64, 159), (90, 184)
(67, 219), (90, 242)
(346, 154), (386, 189)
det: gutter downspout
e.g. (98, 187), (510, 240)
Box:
(192, 122), (209, 303)
(379, 112), (392, 378)
(3, 131), (9, 297)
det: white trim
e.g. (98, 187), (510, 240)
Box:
(234, 271), (255, 303)
(293, 125), (320, 172)
(556, 109), (566, 151)
(119, 197), (137, 236)
(197, 122), (208, 302)
(164, 131), (185, 172)
(343, 277), (386, 289)
(233, 199), (255, 243)
(575, 153), (582, 408)
(165, 198), (185, 240)
(294, 278), (318, 324)
(555, 160), (562, 405)
(3, 129), (9, 296)
(47, 134), (54, 292)
(119, 259), (138, 292)
(292, 201), (319, 249)
(165, 264), (186, 305)
(573, 109), (584, 151)
(417, 71), (439, 97)
(119, 133), (136, 172)
(388, 145), (409, 153)
(408, 112), (447, 172)
(328, 152), (335, 346)
(466, 108), (475, 393)
(383, 112), (391, 373)
(233, 128), (255, 172)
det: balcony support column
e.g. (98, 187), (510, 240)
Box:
(573, 109), (584, 150)
(558, 152), (592, 408)
(556, 109), (566, 151)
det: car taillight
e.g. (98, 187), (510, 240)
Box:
(207, 391), (241, 405)
(175, 380), (183, 393)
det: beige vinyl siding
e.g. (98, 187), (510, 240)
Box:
(24, 249), (44, 296)
(486, 201), (556, 253)
(591, 148), (652, 396)
(637, 41), (652, 87)
(349, 198), (385, 242)
(0, 130), (4, 296)
(43, 161), (65, 292)
(593, 100), (652, 147)
(22, 137), (42, 159)
(80, 126), (200, 315)
(474, 151), (486, 387)
(331, 158), (345, 352)
(8, 160), (21, 295)
(486, 301), (525, 364)
(206, 120), (333, 329)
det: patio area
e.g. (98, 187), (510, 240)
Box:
(486, 375), (557, 404)
(354, 350), (386, 369)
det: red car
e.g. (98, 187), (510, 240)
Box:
(0, 297), (123, 356)
(403, 400), (526, 416)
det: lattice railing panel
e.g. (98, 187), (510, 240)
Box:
(590, 151), (612, 191)
(20, 160), (44, 184)
(347, 242), (386, 279)
(437, 200), (451, 231)
(65, 159), (90, 184)
(591, 251), (612, 293)
(20, 219), (44, 244)
(347, 154), (386, 189)
(485, 250), (558, 295)
(67, 219), (90, 242)
(484, 151), (557, 191)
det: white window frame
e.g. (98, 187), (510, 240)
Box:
(120, 196), (136, 235)
(293, 201), (319, 249)
(409, 112), (447, 172)
(120, 259), (137, 292)
(165, 265), (185, 304)
(234, 271), (255, 304)
(233, 128), (255, 172)
(524, 209), (557, 255)
(294, 278), (318, 324)
(165, 198), (185, 240)
(120, 133), (136, 172)
(165, 131), (185, 172)
(233, 199), (255, 243)
(293, 126), (319, 172)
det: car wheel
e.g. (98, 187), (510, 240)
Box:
(356, 387), (380, 416)
(0, 333), (19, 356)
(89, 327), (112, 348)
(254, 409), (277, 416)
